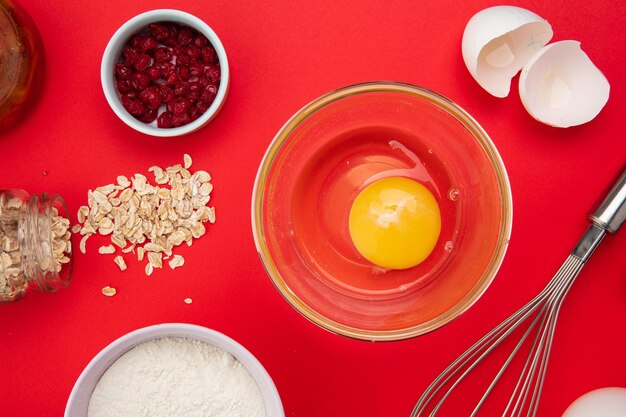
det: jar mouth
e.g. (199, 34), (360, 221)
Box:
(24, 193), (73, 291)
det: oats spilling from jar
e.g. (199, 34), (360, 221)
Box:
(73, 154), (215, 275)
(1, 198), (72, 301)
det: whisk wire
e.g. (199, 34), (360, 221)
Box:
(508, 257), (583, 417)
(413, 293), (548, 416)
(505, 306), (550, 417)
(527, 258), (584, 416)
(414, 304), (531, 416)
(515, 305), (553, 417)
(471, 310), (545, 417)
(412, 255), (586, 417)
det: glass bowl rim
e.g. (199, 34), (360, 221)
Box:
(251, 81), (513, 341)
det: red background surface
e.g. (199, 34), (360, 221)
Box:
(1, 0), (625, 416)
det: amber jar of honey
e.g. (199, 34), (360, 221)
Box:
(0, 0), (44, 130)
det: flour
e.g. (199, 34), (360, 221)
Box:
(87, 337), (267, 417)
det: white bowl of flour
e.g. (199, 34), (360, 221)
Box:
(65, 323), (284, 417)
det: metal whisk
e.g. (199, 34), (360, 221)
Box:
(411, 167), (626, 417)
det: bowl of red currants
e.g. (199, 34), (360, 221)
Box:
(101, 9), (229, 137)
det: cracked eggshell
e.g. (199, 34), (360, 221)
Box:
(519, 40), (610, 128)
(462, 6), (553, 98)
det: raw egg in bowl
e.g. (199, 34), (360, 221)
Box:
(252, 82), (512, 341)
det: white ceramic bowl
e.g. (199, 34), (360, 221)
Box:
(65, 323), (284, 417)
(101, 9), (230, 137)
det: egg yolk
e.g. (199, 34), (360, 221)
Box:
(348, 177), (441, 270)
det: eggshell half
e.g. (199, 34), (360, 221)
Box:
(562, 387), (626, 417)
(462, 6), (553, 97)
(519, 40), (610, 127)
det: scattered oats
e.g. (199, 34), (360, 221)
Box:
(119, 187), (133, 202)
(96, 184), (117, 195)
(193, 170), (211, 183)
(92, 190), (109, 205)
(117, 175), (131, 188)
(79, 234), (90, 254)
(100, 201), (113, 214)
(190, 222), (206, 239)
(168, 230), (186, 246)
(183, 154), (192, 169)
(114, 256), (127, 271)
(121, 244), (135, 254)
(149, 166), (169, 185)
(184, 298), (192, 304)
(148, 166), (163, 176)
(72, 155), (215, 278)
(111, 233), (126, 248)
(166, 164), (182, 174)
(71, 224), (82, 234)
(80, 222), (96, 235)
(98, 245), (116, 255)
(155, 174), (169, 185)
(102, 286), (116, 297)
(77, 206), (89, 224)
(98, 218), (115, 235)
(168, 255), (185, 269)
(199, 182), (213, 196)
(148, 251), (163, 269)
(157, 188), (171, 200)
(144, 242), (166, 253)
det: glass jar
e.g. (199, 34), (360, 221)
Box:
(0, 0), (44, 129)
(0, 190), (73, 303)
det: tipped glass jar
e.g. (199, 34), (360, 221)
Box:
(0, 190), (73, 303)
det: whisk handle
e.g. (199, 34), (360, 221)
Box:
(589, 166), (626, 234)
(572, 167), (625, 263)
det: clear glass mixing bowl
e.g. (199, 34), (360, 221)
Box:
(252, 82), (513, 341)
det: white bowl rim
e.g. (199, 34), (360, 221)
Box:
(64, 323), (284, 417)
(101, 9), (230, 137)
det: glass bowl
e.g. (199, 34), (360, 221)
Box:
(252, 82), (513, 341)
